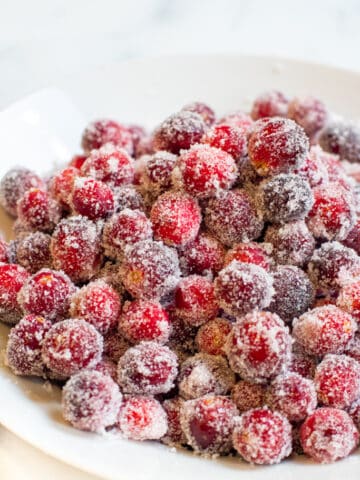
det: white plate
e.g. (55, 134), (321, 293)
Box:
(0, 55), (360, 480)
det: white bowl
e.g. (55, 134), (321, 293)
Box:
(0, 54), (359, 480)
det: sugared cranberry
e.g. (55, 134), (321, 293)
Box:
(231, 380), (266, 413)
(214, 261), (273, 318)
(180, 395), (238, 455)
(205, 189), (263, 246)
(0, 168), (44, 216)
(69, 154), (87, 170)
(42, 319), (103, 378)
(161, 397), (186, 445)
(17, 188), (61, 233)
(226, 311), (292, 383)
(71, 177), (114, 220)
(337, 279), (360, 322)
(294, 145), (329, 187)
(90, 357), (118, 382)
(232, 408), (292, 465)
(343, 218), (360, 254)
(81, 119), (134, 155)
(5, 314), (52, 376)
(113, 186), (144, 212)
(49, 167), (78, 210)
(202, 124), (247, 160)
(118, 396), (167, 441)
(319, 121), (360, 163)
(288, 96), (328, 137)
(119, 299), (170, 344)
(15, 232), (52, 273)
(62, 370), (122, 432)
(349, 398), (360, 431)
(224, 242), (272, 271)
(293, 305), (357, 356)
(141, 151), (177, 197)
(300, 408), (359, 463)
(117, 341), (178, 395)
(0, 263), (29, 324)
(289, 347), (317, 379)
(195, 318), (231, 356)
(181, 101), (216, 127)
(251, 90), (289, 120)
(153, 111), (206, 154)
(179, 233), (225, 276)
(248, 117), (309, 176)
(218, 110), (253, 134)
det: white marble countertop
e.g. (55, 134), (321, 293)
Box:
(1, 0), (360, 478)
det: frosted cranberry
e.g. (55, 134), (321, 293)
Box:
(175, 276), (218, 327)
(345, 334), (360, 363)
(308, 241), (360, 292)
(205, 189), (264, 246)
(294, 145), (329, 187)
(0, 263), (29, 324)
(268, 265), (314, 323)
(231, 381), (266, 413)
(307, 183), (356, 241)
(257, 173), (313, 224)
(69, 154), (87, 170)
(51, 216), (102, 283)
(142, 151), (177, 196)
(81, 119), (133, 155)
(174, 144), (237, 198)
(179, 233), (225, 276)
(18, 268), (75, 322)
(349, 398), (360, 431)
(70, 280), (121, 335)
(178, 353), (235, 399)
(265, 221), (315, 267)
(102, 209), (152, 259)
(233, 408), (292, 465)
(343, 218), (360, 254)
(215, 261), (273, 318)
(62, 370), (122, 432)
(15, 232), (52, 273)
(288, 96), (328, 137)
(337, 279), (360, 322)
(6, 314), (52, 376)
(319, 121), (360, 163)
(293, 305), (357, 356)
(118, 396), (167, 441)
(113, 186), (144, 212)
(161, 397), (186, 445)
(117, 341), (178, 395)
(267, 372), (317, 422)
(42, 319), (103, 378)
(224, 242), (272, 271)
(300, 408), (359, 463)
(218, 110), (253, 134)
(180, 396), (238, 454)
(251, 90), (289, 120)
(289, 345), (317, 378)
(181, 101), (216, 127)
(0, 237), (9, 263)
(120, 240), (180, 300)
(153, 111), (206, 154)
(150, 192), (201, 247)
(0, 168), (44, 216)
(248, 117), (309, 176)
(315, 354), (360, 409)
(49, 167), (78, 210)
(81, 144), (134, 187)
(103, 331), (130, 363)
(119, 299), (170, 344)
(196, 318), (231, 356)
(91, 357), (118, 382)
(226, 311), (292, 383)
(17, 188), (61, 233)
(202, 124), (247, 159)
(71, 177), (114, 220)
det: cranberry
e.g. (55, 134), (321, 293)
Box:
(161, 397), (186, 445)
(224, 242), (272, 271)
(0, 168), (44, 216)
(195, 317), (231, 356)
(62, 370), (122, 432)
(319, 121), (360, 163)
(17, 188), (61, 233)
(294, 145), (329, 187)
(345, 334), (360, 363)
(141, 151), (177, 197)
(231, 380), (266, 413)
(90, 357), (118, 382)
(0, 263), (29, 324)
(202, 124), (247, 160)
(343, 217), (360, 255)
(49, 167), (78, 210)
(69, 154), (87, 170)
(251, 90), (289, 120)
(81, 119), (134, 155)
(71, 177), (114, 220)
(218, 110), (253, 133)
(337, 279), (360, 322)
(113, 186), (144, 212)
(288, 96), (328, 137)
(349, 398), (360, 431)
(179, 233), (225, 276)
(14, 232), (50, 273)
(232, 408), (292, 465)
(181, 101), (216, 127)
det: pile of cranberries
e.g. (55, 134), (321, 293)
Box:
(1, 92), (360, 466)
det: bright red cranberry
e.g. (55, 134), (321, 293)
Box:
(81, 119), (134, 155)
(231, 380), (266, 413)
(337, 279), (360, 322)
(49, 167), (78, 210)
(226, 311), (292, 383)
(153, 111), (206, 154)
(0, 168), (44, 216)
(224, 242), (272, 271)
(5, 314), (52, 377)
(0, 263), (29, 324)
(118, 396), (167, 441)
(233, 408), (292, 465)
(205, 189), (263, 246)
(15, 232), (52, 273)
(118, 299), (170, 344)
(42, 319), (103, 378)
(180, 396), (238, 455)
(202, 124), (247, 160)
(71, 177), (114, 220)
(181, 101), (216, 127)
(161, 397), (186, 445)
(214, 261), (273, 318)
(300, 408), (359, 463)
(288, 96), (328, 137)
(319, 121), (360, 163)
(293, 305), (357, 356)
(62, 370), (122, 432)
(174, 144), (237, 198)
(195, 317), (231, 356)
(17, 188), (61, 233)
(179, 233), (225, 276)
(251, 90), (289, 120)
(69, 154), (87, 170)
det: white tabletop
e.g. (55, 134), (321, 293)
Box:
(1, 0), (360, 478)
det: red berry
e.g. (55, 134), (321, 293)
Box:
(294, 145), (329, 187)
(117, 341), (178, 395)
(343, 217), (360, 254)
(118, 396), (167, 441)
(141, 151), (177, 196)
(119, 299), (170, 344)
(0, 263), (29, 324)
(5, 314), (52, 376)
(218, 110), (253, 133)
(195, 317), (231, 356)
(345, 334), (360, 363)
(248, 117), (309, 176)
(42, 319), (103, 378)
(15, 232), (52, 273)
(0, 168), (44, 216)
(181, 101), (216, 127)
(179, 233), (225, 276)
(17, 188), (61, 233)
(224, 242), (272, 271)
(113, 186), (144, 212)
(91, 357), (118, 382)
(251, 90), (289, 120)
(300, 407), (359, 463)
(62, 370), (122, 432)
(231, 381), (266, 413)
(337, 279), (360, 322)
(81, 120), (134, 155)
(49, 167), (78, 210)
(69, 154), (87, 170)
(226, 311), (292, 383)
(174, 144), (237, 198)
(232, 408), (292, 465)
(71, 177), (114, 220)
(289, 347), (317, 379)
(288, 96), (328, 137)
(180, 396), (238, 455)
(126, 124), (147, 152)
(161, 397), (186, 445)
(293, 305), (357, 356)
(202, 124), (247, 159)
(319, 121), (360, 163)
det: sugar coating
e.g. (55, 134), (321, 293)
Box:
(17, 188), (62, 233)
(0, 263), (29, 325)
(251, 90), (289, 120)
(90, 357), (118, 382)
(15, 232), (52, 273)
(81, 119), (133, 155)
(343, 217), (360, 254)
(113, 185), (145, 212)
(289, 346), (317, 379)
(141, 150), (177, 198)
(224, 242), (272, 271)
(195, 317), (231, 356)
(62, 370), (122, 433)
(231, 381), (266, 413)
(337, 279), (360, 322)
(71, 176), (114, 220)
(345, 333), (360, 362)
(202, 124), (247, 160)
(319, 121), (360, 163)
(295, 145), (329, 187)
(181, 101), (216, 127)
(179, 233), (225, 276)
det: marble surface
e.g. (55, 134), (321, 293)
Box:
(1, 0), (360, 478)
